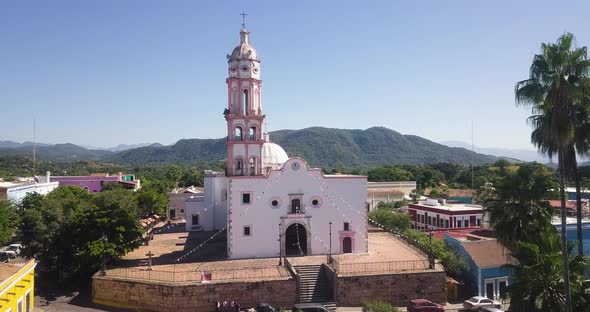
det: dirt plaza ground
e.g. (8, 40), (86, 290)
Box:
(103, 223), (435, 283)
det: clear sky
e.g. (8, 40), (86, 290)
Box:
(2, 1), (590, 149)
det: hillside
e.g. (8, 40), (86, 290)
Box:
(110, 127), (502, 167)
(0, 143), (113, 161)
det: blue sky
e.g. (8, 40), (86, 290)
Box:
(1, 1), (589, 149)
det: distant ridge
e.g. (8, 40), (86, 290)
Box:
(0, 127), (514, 167)
(110, 127), (507, 167)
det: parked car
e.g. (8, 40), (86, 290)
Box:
(477, 307), (504, 312)
(463, 296), (501, 310)
(0, 251), (17, 262)
(292, 303), (330, 312)
(7, 244), (22, 256)
(407, 299), (445, 312)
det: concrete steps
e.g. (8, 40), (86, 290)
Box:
(294, 265), (333, 304)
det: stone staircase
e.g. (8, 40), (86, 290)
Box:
(294, 265), (333, 304)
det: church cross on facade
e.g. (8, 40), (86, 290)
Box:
(240, 10), (248, 29)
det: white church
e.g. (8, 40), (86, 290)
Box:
(185, 25), (368, 259)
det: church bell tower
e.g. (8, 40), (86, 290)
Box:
(225, 24), (265, 177)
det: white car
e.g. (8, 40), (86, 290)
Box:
(7, 244), (22, 256)
(463, 296), (501, 310)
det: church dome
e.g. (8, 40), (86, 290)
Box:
(229, 29), (259, 61)
(263, 142), (289, 168)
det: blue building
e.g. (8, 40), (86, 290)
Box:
(566, 187), (590, 201)
(553, 218), (590, 258)
(444, 232), (512, 300)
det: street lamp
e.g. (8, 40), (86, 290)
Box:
(278, 223), (283, 266)
(428, 230), (434, 269)
(100, 234), (108, 276)
(329, 221), (333, 264)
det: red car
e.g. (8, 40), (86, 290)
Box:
(407, 299), (445, 312)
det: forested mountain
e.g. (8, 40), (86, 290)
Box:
(110, 127), (504, 167)
(1, 127), (508, 168)
(0, 143), (113, 161)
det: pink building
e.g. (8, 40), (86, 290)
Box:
(50, 172), (140, 193)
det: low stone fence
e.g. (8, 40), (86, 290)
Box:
(102, 265), (290, 283)
(332, 258), (429, 276)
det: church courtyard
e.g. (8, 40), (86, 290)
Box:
(102, 225), (435, 284)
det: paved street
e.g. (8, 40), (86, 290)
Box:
(35, 290), (132, 312)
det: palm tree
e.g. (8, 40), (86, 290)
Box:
(486, 163), (556, 247)
(506, 230), (590, 312)
(515, 32), (590, 312)
(530, 100), (590, 257)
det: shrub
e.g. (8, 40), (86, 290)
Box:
(362, 300), (401, 312)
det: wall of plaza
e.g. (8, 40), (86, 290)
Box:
(92, 268), (447, 311)
(334, 270), (447, 306)
(92, 276), (297, 311)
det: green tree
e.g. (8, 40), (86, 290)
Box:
(18, 192), (45, 210)
(165, 165), (182, 184)
(178, 167), (204, 187)
(136, 179), (170, 217)
(72, 200), (143, 276)
(368, 208), (411, 231)
(0, 200), (18, 245)
(367, 166), (414, 182)
(507, 230), (590, 312)
(101, 181), (127, 191)
(94, 189), (139, 217)
(515, 32), (590, 311)
(486, 164), (557, 247)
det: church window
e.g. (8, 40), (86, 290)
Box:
(234, 127), (243, 141)
(235, 158), (244, 176)
(344, 222), (350, 231)
(311, 197), (321, 208)
(291, 198), (301, 214)
(270, 198), (280, 208)
(192, 214), (199, 225)
(243, 89), (249, 115)
(249, 157), (258, 176)
(243, 226), (252, 236)
(249, 126), (257, 140)
(232, 90), (238, 112)
(242, 192), (251, 204)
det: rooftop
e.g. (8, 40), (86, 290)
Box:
(410, 199), (483, 212)
(0, 259), (33, 284)
(0, 262), (21, 283)
(461, 239), (512, 268)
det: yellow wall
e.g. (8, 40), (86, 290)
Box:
(0, 260), (36, 312)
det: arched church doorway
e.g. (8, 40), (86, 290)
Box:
(285, 223), (307, 256)
(343, 237), (352, 253)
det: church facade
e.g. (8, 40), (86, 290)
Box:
(186, 26), (367, 259)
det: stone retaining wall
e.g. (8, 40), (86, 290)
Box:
(335, 270), (447, 306)
(92, 277), (296, 312)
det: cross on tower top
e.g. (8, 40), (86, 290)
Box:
(240, 10), (248, 29)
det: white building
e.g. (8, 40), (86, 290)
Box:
(185, 26), (368, 259)
(367, 181), (416, 211)
(408, 199), (484, 230)
(167, 186), (203, 220)
(0, 172), (58, 204)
